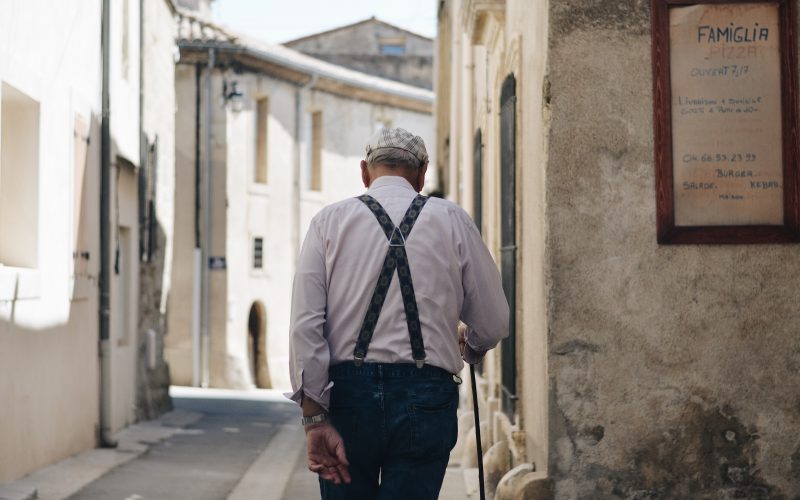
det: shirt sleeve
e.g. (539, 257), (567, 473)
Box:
(285, 217), (333, 410)
(454, 208), (510, 362)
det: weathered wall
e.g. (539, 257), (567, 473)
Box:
(545, 1), (800, 498)
(137, 0), (176, 418)
(286, 19), (434, 89)
(165, 64), (198, 386)
(166, 65), (229, 388)
(286, 19), (433, 56)
(308, 54), (433, 90)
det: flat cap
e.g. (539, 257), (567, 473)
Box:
(365, 127), (429, 165)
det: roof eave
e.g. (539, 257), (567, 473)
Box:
(177, 41), (433, 113)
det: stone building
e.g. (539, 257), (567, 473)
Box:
(0, 0), (173, 483)
(284, 17), (434, 90)
(438, 0), (800, 498)
(165, 10), (435, 391)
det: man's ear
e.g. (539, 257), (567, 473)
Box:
(415, 162), (428, 192)
(361, 160), (370, 188)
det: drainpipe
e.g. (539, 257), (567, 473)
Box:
(191, 63), (202, 387)
(138, 0), (146, 261)
(99, 0), (117, 448)
(200, 48), (215, 388)
(292, 74), (318, 263)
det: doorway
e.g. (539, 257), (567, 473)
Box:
(247, 302), (271, 388)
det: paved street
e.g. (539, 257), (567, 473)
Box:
(65, 388), (293, 500)
(39, 387), (471, 500)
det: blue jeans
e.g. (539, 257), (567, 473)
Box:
(320, 362), (460, 500)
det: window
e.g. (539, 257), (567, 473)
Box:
(139, 136), (158, 262)
(380, 44), (406, 55)
(122, 0), (130, 80)
(0, 83), (40, 268)
(253, 237), (263, 269)
(379, 36), (406, 56)
(310, 111), (322, 191)
(499, 74), (517, 417)
(473, 128), (483, 234)
(255, 98), (269, 184)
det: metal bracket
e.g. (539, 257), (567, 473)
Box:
(388, 227), (406, 247)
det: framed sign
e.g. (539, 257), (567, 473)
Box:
(652, 0), (800, 243)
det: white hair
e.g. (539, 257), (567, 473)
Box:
(366, 147), (422, 170)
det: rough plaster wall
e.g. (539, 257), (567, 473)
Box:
(165, 65), (198, 386)
(310, 54), (433, 89)
(287, 21), (433, 56)
(286, 21), (434, 89)
(545, 1), (800, 498)
(136, 0), (175, 420)
(207, 71), (231, 388)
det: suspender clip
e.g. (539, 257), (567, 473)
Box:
(415, 358), (426, 369)
(388, 227), (406, 247)
(353, 355), (365, 367)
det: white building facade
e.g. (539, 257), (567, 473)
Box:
(0, 0), (174, 482)
(166, 13), (436, 391)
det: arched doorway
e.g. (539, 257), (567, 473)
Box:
(247, 302), (271, 388)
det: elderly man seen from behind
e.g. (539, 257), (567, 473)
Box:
(288, 127), (508, 500)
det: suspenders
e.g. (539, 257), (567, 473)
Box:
(354, 194), (429, 368)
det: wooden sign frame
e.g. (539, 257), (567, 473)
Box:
(652, 0), (800, 243)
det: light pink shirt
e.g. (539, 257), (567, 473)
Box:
(287, 176), (509, 409)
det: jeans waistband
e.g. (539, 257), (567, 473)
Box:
(329, 361), (453, 379)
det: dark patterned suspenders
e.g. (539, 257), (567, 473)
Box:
(354, 194), (429, 368)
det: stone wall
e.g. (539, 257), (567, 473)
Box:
(137, 0), (176, 419)
(286, 19), (434, 89)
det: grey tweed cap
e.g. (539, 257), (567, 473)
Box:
(365, 127), (429, 165)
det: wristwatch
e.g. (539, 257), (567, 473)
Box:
(301, 413), (329, 426)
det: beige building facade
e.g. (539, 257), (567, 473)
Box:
(438, 0), (800, 498)
(285, 17), (435, 90)
(166, 11), (435, 392)
(0, 0), (174, 483)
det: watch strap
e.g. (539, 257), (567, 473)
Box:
(301, 413), (329, 426)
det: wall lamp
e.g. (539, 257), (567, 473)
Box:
(223, 81), (245, 113)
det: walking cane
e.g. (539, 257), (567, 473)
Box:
(469, 364), (486, 500)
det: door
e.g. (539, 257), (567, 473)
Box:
(499, 74), (517, 416)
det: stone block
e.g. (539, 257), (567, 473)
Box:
(483, 439), (510, 499)
(495, 465), (552, 500)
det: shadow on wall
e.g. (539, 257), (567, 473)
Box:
(0, 114), (168, 481)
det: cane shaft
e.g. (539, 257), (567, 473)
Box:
(470, 364), (486, 500)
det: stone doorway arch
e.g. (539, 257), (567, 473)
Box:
(247, 301), (271, 388)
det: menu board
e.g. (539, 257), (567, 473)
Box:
(652, 0), (800, 244)
(670, 3), (783, 226)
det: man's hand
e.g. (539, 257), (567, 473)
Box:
(306, 423), (351, 485)
(458, 323), (467, 356)
(459, 323), (485, 365)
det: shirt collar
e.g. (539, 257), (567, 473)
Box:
(367, 175), (416, 193)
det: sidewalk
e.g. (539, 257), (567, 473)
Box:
(0, 408), (204, 500)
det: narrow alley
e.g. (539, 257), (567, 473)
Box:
(3, 388), (470, 500)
